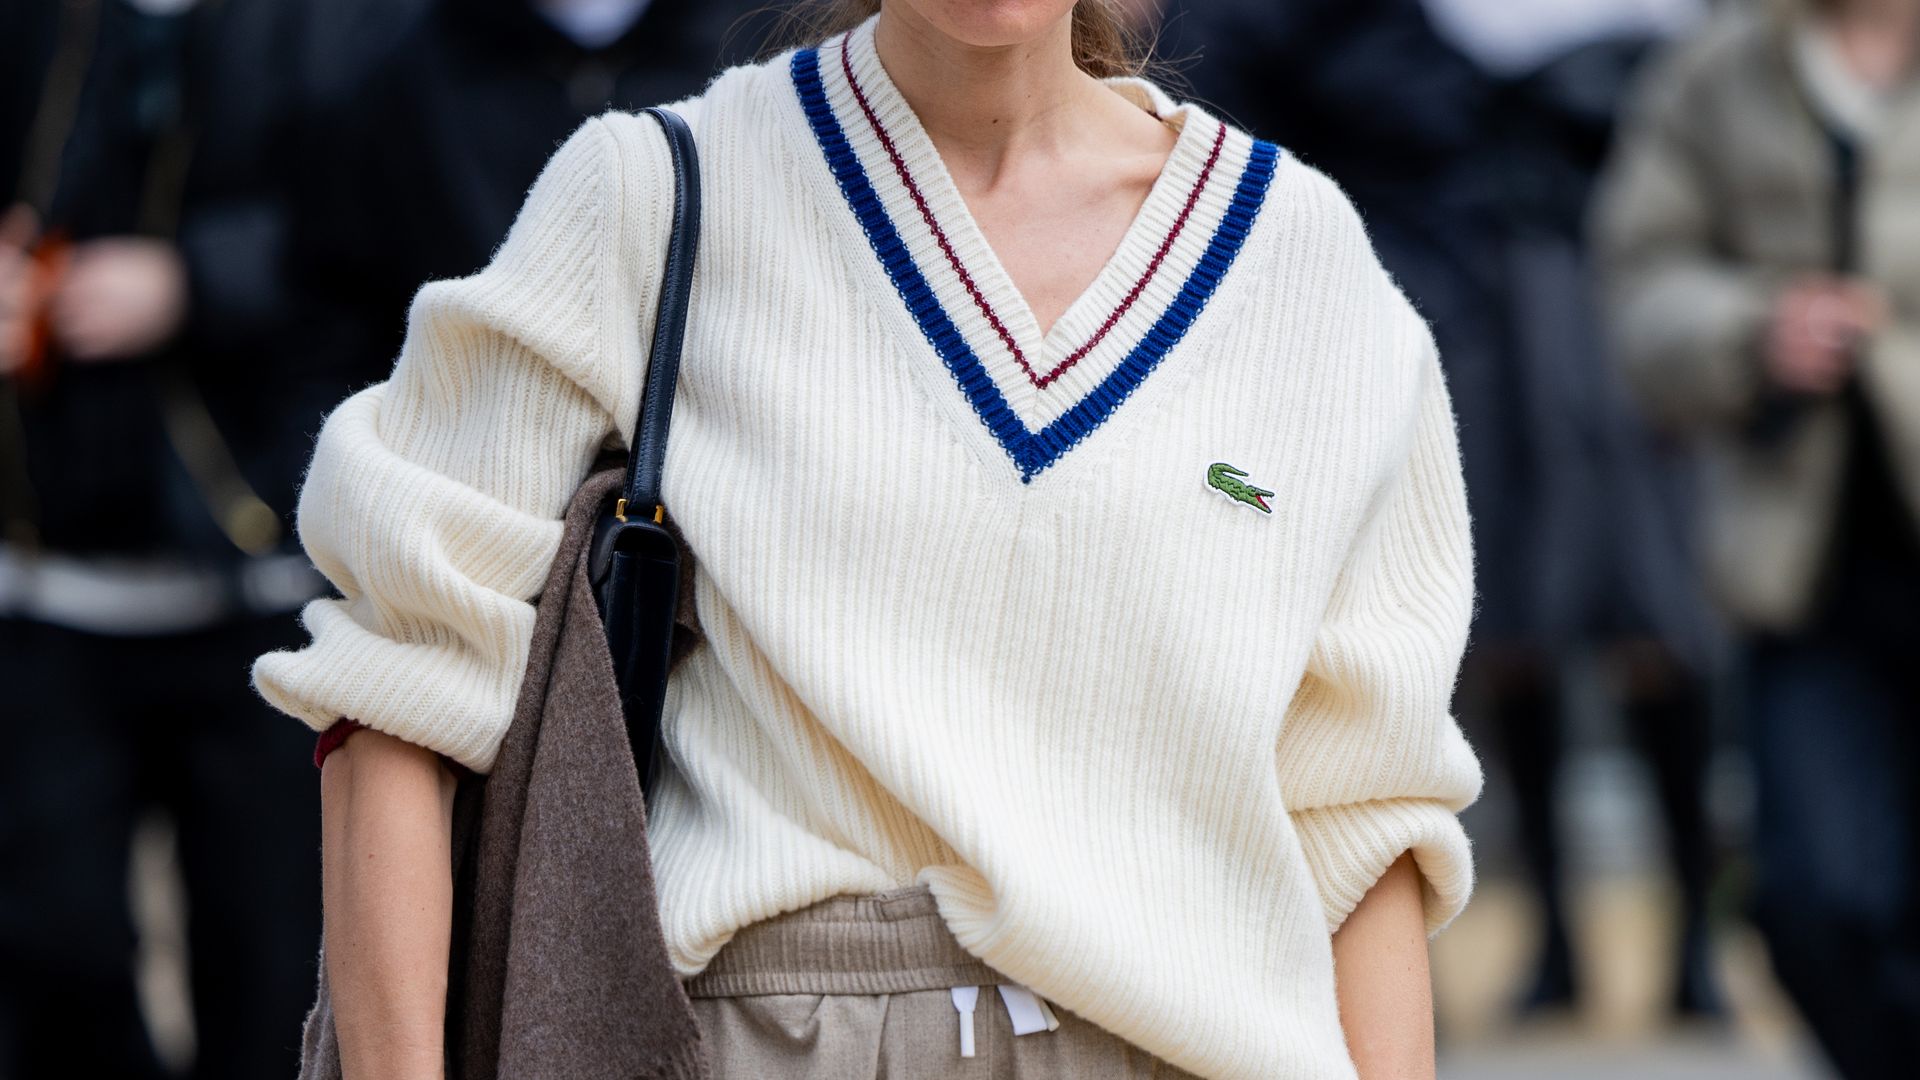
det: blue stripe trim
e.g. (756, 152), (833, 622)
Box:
(793, 47), (1280, 481)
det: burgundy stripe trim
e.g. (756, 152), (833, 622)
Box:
(1054, 124), (1225, 385)
(837, 38), (1224, 390)
(314, 718), (365, 769)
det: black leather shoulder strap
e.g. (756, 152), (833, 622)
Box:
(625, 107), (701, 516)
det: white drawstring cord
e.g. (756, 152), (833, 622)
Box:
(950, 986), (980, 1057)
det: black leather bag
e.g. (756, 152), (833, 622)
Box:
(587, 107), (700, 802)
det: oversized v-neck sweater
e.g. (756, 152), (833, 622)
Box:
(254, 20), (1483, 1079)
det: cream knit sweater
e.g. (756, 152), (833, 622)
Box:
(255, 21), (1482, 1079)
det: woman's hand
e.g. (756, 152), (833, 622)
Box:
(321, 727), (459, 1080)
(1331, 851), (1436, 1080)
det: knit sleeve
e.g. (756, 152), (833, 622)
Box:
(250, 112), (676, 773)
(1277, 315), (1483, 938)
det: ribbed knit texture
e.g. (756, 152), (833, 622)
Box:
(254, 20), (1483, 1078)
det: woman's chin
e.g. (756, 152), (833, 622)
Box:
(897, 0), (1079, 51)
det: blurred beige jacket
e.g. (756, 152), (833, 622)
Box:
(1593, 0), (1920, 631)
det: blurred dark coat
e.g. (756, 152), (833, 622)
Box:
(1488, 38), (1720, 667)
(294, 0), (771, 392)
(18, 0), (321, 559)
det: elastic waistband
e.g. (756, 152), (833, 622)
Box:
(681, 884), (1009, 998)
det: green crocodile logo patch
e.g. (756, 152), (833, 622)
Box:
(1206, 462), (1274, 514)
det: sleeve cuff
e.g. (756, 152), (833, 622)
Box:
(1291, 797), (1476, 938)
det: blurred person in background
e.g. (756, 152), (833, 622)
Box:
(0, 0), (425, 1075)
(1596, 0), (1920, 1075)
(291, 0), (774, 396)
(1163, 0), (1725, 1022)
(1424, 0), (1725, 1023)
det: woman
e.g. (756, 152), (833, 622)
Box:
(254, 1), (1484, 1077)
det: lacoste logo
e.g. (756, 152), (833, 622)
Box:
(1206, 462), (1273, 514)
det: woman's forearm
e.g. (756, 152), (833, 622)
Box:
(1331, 850), (1437, 1079)
(320, 728), (459, 1080)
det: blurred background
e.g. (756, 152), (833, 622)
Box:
(3, 0), (1917, 1077)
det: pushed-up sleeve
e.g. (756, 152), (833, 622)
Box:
(251, 114), (672, 773)
(1278, 320), (1483, 938)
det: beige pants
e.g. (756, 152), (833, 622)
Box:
(684, 885), (1202, 1079)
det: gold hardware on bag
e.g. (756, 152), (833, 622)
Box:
(611, 499), (664, 525)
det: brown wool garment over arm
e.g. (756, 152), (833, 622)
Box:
(299, 465), (711, 1080)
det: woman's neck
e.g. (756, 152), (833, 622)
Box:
(871, 6), (1126, 184)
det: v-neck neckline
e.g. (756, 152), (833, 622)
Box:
(831, 21), (1230, 401)
(792, 22), (1281, 481)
